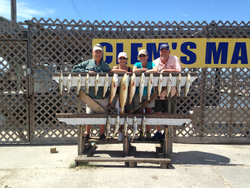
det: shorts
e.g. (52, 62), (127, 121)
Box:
(86, 97), (109, 114)
(154, 95), (177, 114)
(133, 94), (155, 109)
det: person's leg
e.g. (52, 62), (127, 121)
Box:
(171, 94), (177, 114)
(145, 107), (151, 133)
(152, 100), (163, 141)
(98, 97), (110, 139)
(85, 104), (94, 139)
(99, 125), (105, 135)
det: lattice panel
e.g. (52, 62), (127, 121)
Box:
(0, 93), (29, 144)
(0, 22), (27, 40)
(0, 41), (29, 144)
(0, 42), (28, 94)
(1, 19), (250, 144)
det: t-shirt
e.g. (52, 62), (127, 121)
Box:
(72, 59), (111, 99)
(134, 61), (156, 96)
(153, 55), (181, 98)
(153, 56), (181, 72)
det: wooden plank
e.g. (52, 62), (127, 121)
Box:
(163, 126), (168, 157)
(57, 116), (191, 126)
(78, 125), (83, 155)
(131, 91), (158, 114)
(78, 90), (108, 114)
(84, 137), (163, 144)
(169, 126), (173, 154)
(75, 157), (171, 163)
(52, 72), (198, 87)
(56, 113), (192, 119)
(53, 72), (198, 77)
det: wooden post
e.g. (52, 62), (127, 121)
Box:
(163, 125), (168, 157)
(168, 126), (172, 156)
(78, 125), (85, 155)
(11, 0), (17, 24)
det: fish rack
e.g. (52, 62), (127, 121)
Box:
(53, 72), (197, 168)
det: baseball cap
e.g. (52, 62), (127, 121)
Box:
(118, 52), (128, 59)
(160, 43), (170, 50)
(93, 44), (103, 51)
(138, 49), (148, 57)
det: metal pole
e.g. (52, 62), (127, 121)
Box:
(11, 0), (17, 24)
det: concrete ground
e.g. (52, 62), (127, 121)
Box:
(0, 143), (250, 188)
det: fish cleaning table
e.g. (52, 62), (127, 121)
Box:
(53, 72), (197, 168)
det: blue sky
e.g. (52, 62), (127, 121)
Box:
(0, 0), (250, 23)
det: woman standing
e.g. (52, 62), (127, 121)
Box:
(133, 49), (158, 141)
(111, 52), (133, 141)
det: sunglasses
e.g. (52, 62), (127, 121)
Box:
(119, 57), (127, 60)
(139, 54), (146, 57)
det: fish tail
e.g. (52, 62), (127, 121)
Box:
(108, 99), (113, 106)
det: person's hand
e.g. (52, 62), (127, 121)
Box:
(88, 71), (95, 73)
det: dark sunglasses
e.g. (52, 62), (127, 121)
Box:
(139, 54), (146, 57)
(119, 57), (127, 60)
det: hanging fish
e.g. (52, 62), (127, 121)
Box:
(141, 115), (147, 138)
(109, 73), (118, 106)
(131, 116), (138, 142)
(85, 73), (90, 94)
(119, 73), (129, 114)
(184, 73), (191, 97)
(158, 73), (163, 98)
(66, 73), (72, 94)
(59, 72), (63, 96)
(176, 73), (182, 97)
(94, 74), (100, 98)
(105, 115), (111, 140)
(128, 73), (136, 104)
(76, 74), (82, 96)
(139, 73), (145, 103)
(166, 73), (172, 97)
(147, 73), (154, 101)
(103, 73), (109, 98)
(112, 115), (120, 139)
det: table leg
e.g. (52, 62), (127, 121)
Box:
(78, 125), (85, 155)
(163, 125), (168, 157)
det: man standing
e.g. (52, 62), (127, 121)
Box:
(72, 44), (111, 140)
(152, 43), (182, 141)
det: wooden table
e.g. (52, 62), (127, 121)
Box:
(53, 73), (197, 168)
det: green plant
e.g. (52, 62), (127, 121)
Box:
(69, 163), (76, 168)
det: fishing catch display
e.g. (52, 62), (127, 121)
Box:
(54, 73), (196, 114)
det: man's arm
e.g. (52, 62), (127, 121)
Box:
(72, 61), (88, 73)
(160, 69), (181, 73)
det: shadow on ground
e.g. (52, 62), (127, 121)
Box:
(170, 151), (232, 165)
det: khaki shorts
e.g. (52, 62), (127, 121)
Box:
(133, 94), (155, 109)
(86, 97), (109, 114)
